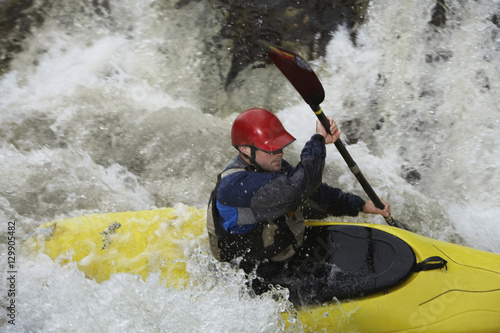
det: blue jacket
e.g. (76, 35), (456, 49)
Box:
(215, 134), (365, 235)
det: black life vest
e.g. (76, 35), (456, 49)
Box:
(206, 167), (304, 272)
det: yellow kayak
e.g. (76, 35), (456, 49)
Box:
(296, 221), (500, 332)
(25, 206), (500, 332)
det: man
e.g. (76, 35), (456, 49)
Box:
(207, 108), (390, 301)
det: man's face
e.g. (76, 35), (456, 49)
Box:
(255, 150), (283, 171)
(253, 148), (284, 172)
(239, 146), (284, 172)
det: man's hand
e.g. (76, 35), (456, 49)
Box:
(362, 198), (391, 218)
(316, 117), (341, 144)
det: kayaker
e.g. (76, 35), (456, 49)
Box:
(207, 108), (391, 295)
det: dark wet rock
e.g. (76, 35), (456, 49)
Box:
(340, 115), (384, 145)
(475, 69), (491, 91)
(211, 0), (370, 88)
(428, 0), (447, 28)
(1, 0), (369, 114)
(0, 0), (111, 75)
(341, 118), (362, 145)
(401, 166), (421, 185)
(169, 0), (370, 114)
(0, 0), (43, 75)
(373, 117), (384, 131)
(91, 0), (110, 17)
(1, 0), (369, 84)
(491, 13), (500, 28)
(425, 49), (453, 64)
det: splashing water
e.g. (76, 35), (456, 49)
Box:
(1, 1), (499, 331)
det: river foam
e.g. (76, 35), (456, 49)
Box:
(1, 1), (499, 331)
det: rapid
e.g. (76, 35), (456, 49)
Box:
(1, 1), (499, 331)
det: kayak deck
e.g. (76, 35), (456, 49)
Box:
(259, 225), (417, 305)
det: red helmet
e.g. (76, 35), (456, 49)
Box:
(231, 108), (295, 152)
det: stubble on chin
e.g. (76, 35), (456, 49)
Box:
(273, 159), (282, 171)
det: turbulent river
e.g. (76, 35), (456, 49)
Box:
(1, 1), (499, 331)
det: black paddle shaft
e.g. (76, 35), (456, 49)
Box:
(314, 106), (385, 210)
(260, 41), (410, 230)
(314, 104), (408, 229)
(315, 105), (407, 229)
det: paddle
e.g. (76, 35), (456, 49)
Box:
(260, 41), (410, 231)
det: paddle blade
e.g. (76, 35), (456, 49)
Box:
(260, 41), (325, 107)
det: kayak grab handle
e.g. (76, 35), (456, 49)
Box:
(414, 256), (448, 272)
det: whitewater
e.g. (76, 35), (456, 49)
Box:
(1, 1), (499, 331)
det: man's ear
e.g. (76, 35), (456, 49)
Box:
(238, 146), (250, 155)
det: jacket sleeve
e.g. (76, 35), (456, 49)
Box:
(302, 183), (366, 219)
